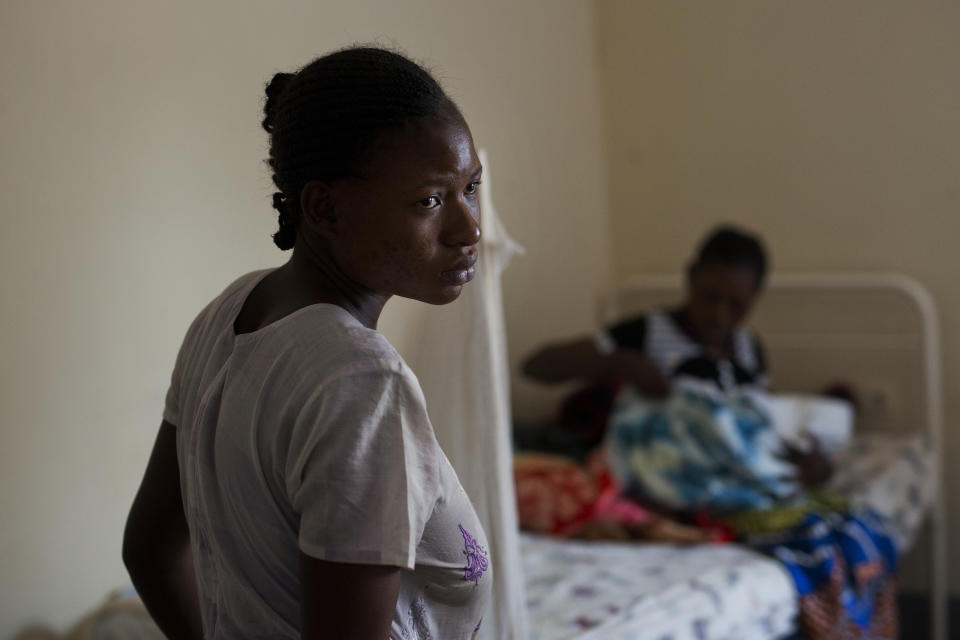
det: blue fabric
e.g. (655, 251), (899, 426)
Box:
(607, 382), (798, 510)
(750, 510), (898, 633)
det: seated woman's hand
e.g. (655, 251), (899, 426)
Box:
(780, 440), (834, 487)
(612, 351), (670, 398)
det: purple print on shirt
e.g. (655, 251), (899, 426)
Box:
(458, 523), (489, 584)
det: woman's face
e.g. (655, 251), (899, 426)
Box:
(323, 114), (482, 305)
(685, 264), (760, 348)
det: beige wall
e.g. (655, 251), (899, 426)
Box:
(596, 0), (960, 590)
(0, 1), (610, 633)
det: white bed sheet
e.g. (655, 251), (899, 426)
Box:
(523, 535), (796, 640)
(828, 433), (935, 551)
(523, 433), (935, 639)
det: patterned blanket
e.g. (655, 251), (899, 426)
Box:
(607, 383), (900, 639)
(748, 510), (898, 639)
(606, 382), (799, 511)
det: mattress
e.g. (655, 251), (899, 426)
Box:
(522, 434), (935, 639)
(523, 535), (797, 640)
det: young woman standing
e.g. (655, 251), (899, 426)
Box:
(123, 47), (491, 640)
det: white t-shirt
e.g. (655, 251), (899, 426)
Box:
(164, 270), (492, 639)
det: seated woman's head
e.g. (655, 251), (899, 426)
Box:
(684, 225), (768, 348)
(264, 47), (482, 305)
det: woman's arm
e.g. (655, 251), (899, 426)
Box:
(522, 338), (670, 397)
(300, 555), (401, 640)
(123, 421), (203, 640)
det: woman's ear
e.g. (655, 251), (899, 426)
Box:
(300, 180), (338, 239)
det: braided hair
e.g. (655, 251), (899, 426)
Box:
(692, 225), (769, 285)
(262, 47), (457, 250)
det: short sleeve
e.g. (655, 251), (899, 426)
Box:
(606, 315), (648, 351)
(285, 363), (441, 569)
(162, 310), (207, 428)
(162, 326), (192, 427)
(593, 331), (617, 355)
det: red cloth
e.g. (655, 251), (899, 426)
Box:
(513, 452), (650, 537)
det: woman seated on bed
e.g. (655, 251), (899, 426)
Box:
(515, 227), (831, 538)
(523, 225), (769, 399)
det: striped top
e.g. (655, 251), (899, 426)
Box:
(598, 309), (767, 392)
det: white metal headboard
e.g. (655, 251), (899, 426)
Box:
(599, 272), (946, 640)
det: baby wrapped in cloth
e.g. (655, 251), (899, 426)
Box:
(606, 379), (852, 512)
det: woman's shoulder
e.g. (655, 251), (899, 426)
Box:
(193, 269), (272, 320)
(732, 324), (764, 351)
(208, 269), (274, 315)
(178, 270), (273, 350)
(271, 304), (415, 383)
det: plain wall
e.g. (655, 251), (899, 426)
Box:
(596, 0), (960, 591)
(0, 1), (611, 633)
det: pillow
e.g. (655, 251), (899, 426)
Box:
(764, 394), (854, 454)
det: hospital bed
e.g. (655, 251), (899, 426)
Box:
(521, 273), (946, 640)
